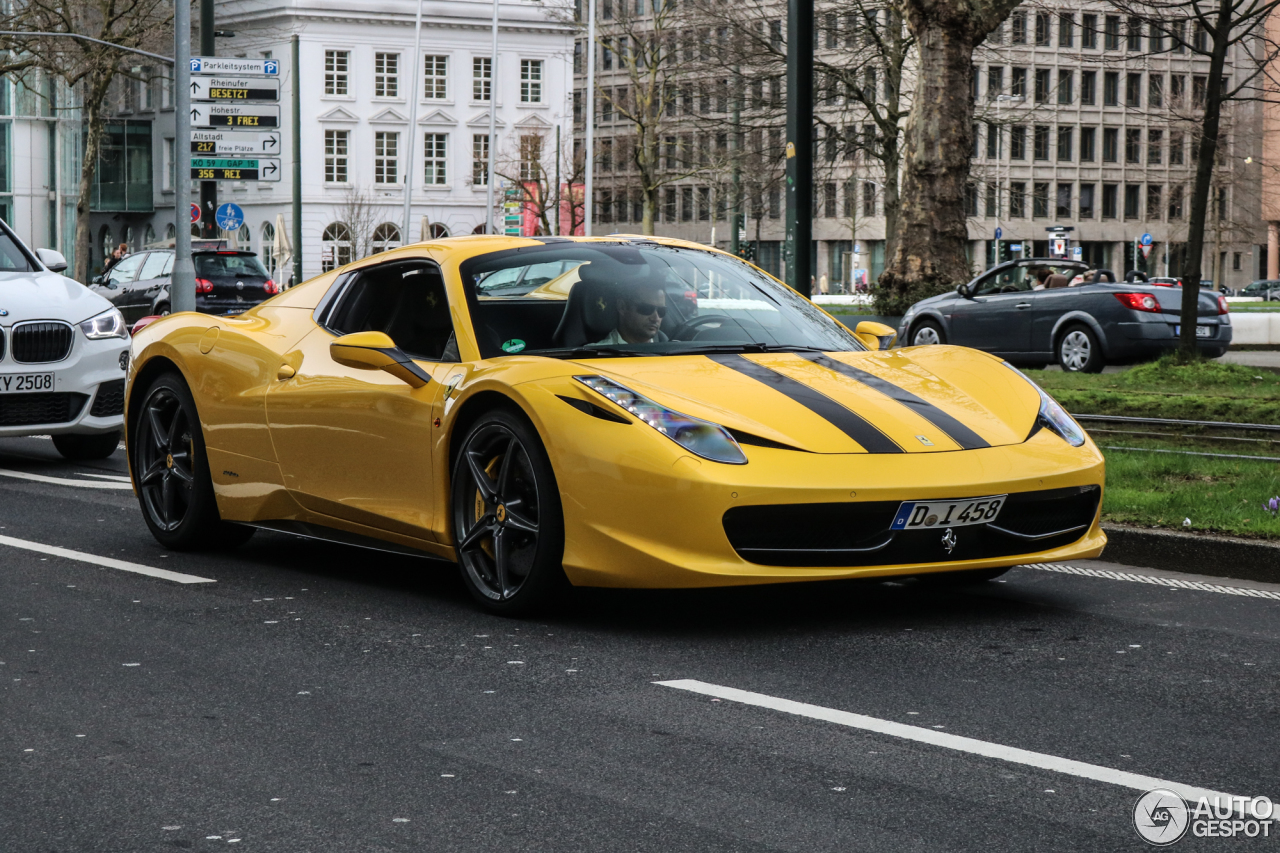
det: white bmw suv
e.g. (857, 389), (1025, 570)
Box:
(0, 219), (129, 460)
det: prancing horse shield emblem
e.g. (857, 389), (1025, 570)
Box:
(941, 528), (957, 554)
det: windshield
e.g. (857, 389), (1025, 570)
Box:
(0, 228), (37, 272)
(195, 253), (269, 278)
(459, 243), (866, 359)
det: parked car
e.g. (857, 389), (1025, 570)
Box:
(90, 249), (277, 322)
(899, 258), (1232, 372)
(1240, 280), (1280, 301)
(0, 218), (129, 459)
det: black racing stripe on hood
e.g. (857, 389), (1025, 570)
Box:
(801, 353), (991, 450)
(707, 354), (903, 454)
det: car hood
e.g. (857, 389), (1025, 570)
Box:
(0, 270), (113, 325)
(558, 346), (1040, 454)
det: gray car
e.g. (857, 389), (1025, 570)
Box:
(1240, 279), (1280, 301)
(898, 258), (1232, 372)
(90, 248), (277, 322)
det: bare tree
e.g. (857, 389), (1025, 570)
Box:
(493, 128), (587, 236)
(0, 0), (173, 282)
(334, 186), (384, 261)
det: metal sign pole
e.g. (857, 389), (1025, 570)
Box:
(401, 0), (425, 243)
(292, 35), (303, 286)
(484, 0), (498, 234)
(584, 0), (594, 236)
(172, 0), (195, 312)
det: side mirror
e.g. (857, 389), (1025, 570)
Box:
(36, 248), (68, 273)
(330, 331), (431, 388)
(854, 321), (897, 351)
(955, 284), (971, 298)
(91, 275), (105, 286)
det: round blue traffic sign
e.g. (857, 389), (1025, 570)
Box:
(1140, 233), (1153, 246)
(215, 203), (244, 232)
(994, 227), (1003, 241)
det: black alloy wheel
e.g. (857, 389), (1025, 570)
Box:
(451, 409), (566, 614)
(132, 373), (253, 550)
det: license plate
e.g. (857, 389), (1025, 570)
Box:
(0, 372), (55, 394)
(891, 495), (1006, 530)
(1173, 325), (1213, 338)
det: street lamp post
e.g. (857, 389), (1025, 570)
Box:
(172, 0), (195, 311)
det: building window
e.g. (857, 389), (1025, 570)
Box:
(988, 66), (1004, 99)
(321, 223), (352, 271)
(1102, 184), (1118, 218)
(1149, 74), (1164, 108)
(1080, 127), (1096, 161)
(1011, 12), (1026, 43)
(520, 59), (543, 103)
(519, 134), (542, 181)
(821, 183), (836, 218)
(375, 132), (399, 183)
(1010, 125), (1026, 159)
(985, 182), (998, 218)
(1171, 75), (1186, 107)
(423, 133), (447, 184)
(1057, 127), (1072, 161)
(1010, 181), (1026, 218)
(372, 223), (401, 253)
(701, 186), (714, 221)
(1104, 71), (1119, 105)
(986, 123), (1001, 158)
(1011, 67), (1027, 97)
(1192, 75), (1207, 108)
(163, 138), (174, 191)
(1081, 70), (1096, 104)
(1124, 184), (1140, 219)
(1079, 184), (1095, 218)
(680, 187), (693, 222)
(1233, 252), (1242, 271)
(473, 57), (492, 102)
(1170, 131), (1184, 164)
(1058, 70), (1073, 104)
(324, 129), (348, 182)
(1148, 129), (1163, 164)
(1059, 13), (1074, 46)
(862, 181), (876, 216)
(1034, 69), (1051, 103)
(1172, 19), (1187, 53)
(1082, 14), (1097, 48)
(1103, 128), (1118, 162)
(964, 183), (978, 217)
(1127, 18), (1143, 50)
(424, 55), (448, 99)
(1126, 72), (1142, 106)
(325, 50), (349, 96)
(663, 188), (677, 222)
(1147, 185), (1163, 221)
(1104, 16), (1121, 49)
(375, 53), (399, 98)
(1035, 12), (1051, 45)
(1032, 182), (1049, 218)
(1033, 125), (1050, 160)
(472, 134), (489, 184)
(1125, 128), (1142, 163)
(1056, 184), (1072, 219)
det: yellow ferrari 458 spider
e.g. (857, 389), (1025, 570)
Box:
(126, 235), (1105, 613)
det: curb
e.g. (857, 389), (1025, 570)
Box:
(1099, 524), (1280, 584)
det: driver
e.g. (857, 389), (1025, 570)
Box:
(595, 278), (667, 345)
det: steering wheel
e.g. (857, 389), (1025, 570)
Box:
(668, 313), (736, 342)
(997, 284), (1020, 293)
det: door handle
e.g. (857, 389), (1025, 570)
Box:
(277, 363), (296, 380)
(1015, 302), (1032, 309)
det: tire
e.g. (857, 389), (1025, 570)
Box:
(53, 431), (121, 461)
(155, 302), (171, 316)
(1057, 325), (1104, 373)
(451, 408), (567, 616)
(910, 319), (945, 347)
(131, 372), (254, 551)
(916, 566), (1011, 587)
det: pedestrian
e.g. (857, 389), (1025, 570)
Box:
(819, 273), (829, 294)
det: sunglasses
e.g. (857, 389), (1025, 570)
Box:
(631, 303), (667, 318)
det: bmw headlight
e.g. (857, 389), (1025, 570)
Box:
(79, 308), (128, 340)
(1005, 363), (1086, 447)
(576, 375), (747, 464)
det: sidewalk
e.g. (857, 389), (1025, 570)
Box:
(1220, 350), (1280, 369)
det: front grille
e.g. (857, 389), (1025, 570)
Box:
(89, 379), (126, 417)
(723, 486), (1101, 567)
(12, 322), (74, 363)
(0, 328), (6, 360)
(0, 392), (88, 427)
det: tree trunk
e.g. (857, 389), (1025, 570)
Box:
(1178, 0), (1232, 358)
(74, 72), (112, 283)
(875, 20), (977, 313)
(642, 187), (655, 234)
(883, 141), (901, 262)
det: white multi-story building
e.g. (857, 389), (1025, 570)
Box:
(0, 72), (79, 258)
(83, 0), (573, 282)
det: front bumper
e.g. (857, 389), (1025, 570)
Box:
(0, 334), (128, 437)
(539, 404), (1106, 588)
(197, 294), (270, 315)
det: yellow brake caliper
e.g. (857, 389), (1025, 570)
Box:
(476, 455), (501, 559)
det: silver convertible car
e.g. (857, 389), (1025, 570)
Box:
(898, 258), (1232, 372)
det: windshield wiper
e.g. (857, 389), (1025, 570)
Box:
(531, 346), (657, 359)
(660, 343), (826, 356)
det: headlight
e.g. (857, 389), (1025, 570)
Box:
(79, 308), (127, 340)
(1004, 363), (1086, 447)
(576, 375), (747, 465)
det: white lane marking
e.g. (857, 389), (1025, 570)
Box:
(1025, 564), (1280, 601)
(0, 535), (214, 584)
(78, 473), (132, 482)
(655, 680), (1257, 809)
(0, 468), (132, 490)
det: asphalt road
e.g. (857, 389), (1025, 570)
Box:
(2, 435), (1277, 852)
